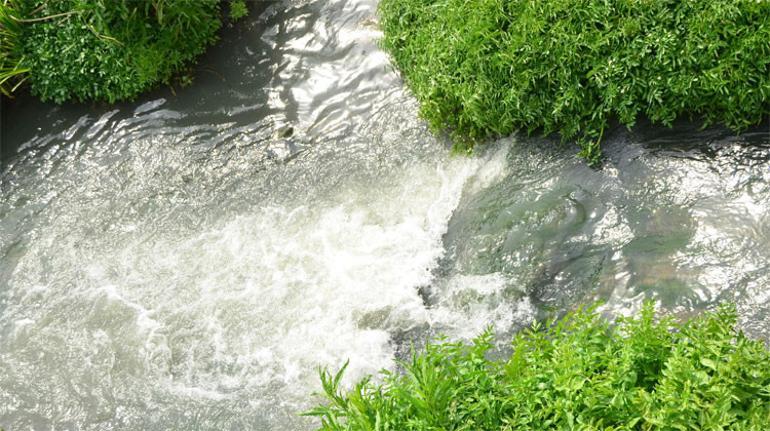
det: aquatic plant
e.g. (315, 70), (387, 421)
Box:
(307, 302), (770, 429)
(15, 0), (223, 103)
(1, 0), (251, 103)
(378, 0), (770, 163)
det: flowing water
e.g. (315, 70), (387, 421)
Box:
(0, 1), (769, 430)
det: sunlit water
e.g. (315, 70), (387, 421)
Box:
(1, 1), (769, 430)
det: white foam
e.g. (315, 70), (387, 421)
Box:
(1, 151), (508, 428)
(429, 273), (536, 339)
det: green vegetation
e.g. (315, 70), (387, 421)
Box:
(229, 0), (248, 22)
(379, 0), (770, 163)
(0, 0), (248, 103)
(0, 1), (28, 95)
(307, 303), (770, 430)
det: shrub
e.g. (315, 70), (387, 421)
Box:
(306, 302), (770, 430)
(229, 0), (248, 22)
(378, 0), (770, 163)
(11, 0), (224, 103)
(0, 0), (29, 95)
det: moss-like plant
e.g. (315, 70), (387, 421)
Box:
(306, 302), (770, 430)
(379, 0), (770, 163)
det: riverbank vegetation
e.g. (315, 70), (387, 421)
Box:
(0, 0), (248, 103)
(379, 0), (770, 163)
(0, 1), (27, 96)
(307, 303), (770, 430)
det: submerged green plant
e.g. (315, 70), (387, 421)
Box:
(379, 0), (770, 163)
(306, 302), (770, 430)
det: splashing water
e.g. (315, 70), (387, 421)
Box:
(0, 1), (530, 429)
(0, 0), (768, 430)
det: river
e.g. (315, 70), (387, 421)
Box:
(1, 0), (769, 429)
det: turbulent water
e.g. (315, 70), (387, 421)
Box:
(0, 1), (769, 430)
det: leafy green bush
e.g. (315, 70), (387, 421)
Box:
(306, 303), (770, 430)
(13, 0), (223, 103)
(0, 0), (29, 95)
(229, 0), (248, 22)
(379, 0), (770, 163)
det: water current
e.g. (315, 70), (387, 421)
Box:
(0, 1), (769, 429)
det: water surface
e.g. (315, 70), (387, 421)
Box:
(1, 1), (769, 430)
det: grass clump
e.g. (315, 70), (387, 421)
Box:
(0, 0), (28, 95)
(306, 303), (770, 430)
(378, 0), (770, 163)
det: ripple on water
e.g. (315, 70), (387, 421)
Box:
(1, 0), (769, 430)
(0, 1), (529, 429)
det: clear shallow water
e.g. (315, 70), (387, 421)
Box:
(0, 1), (769, 430)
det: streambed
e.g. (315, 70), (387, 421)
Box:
(1, 1), (769, 429)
